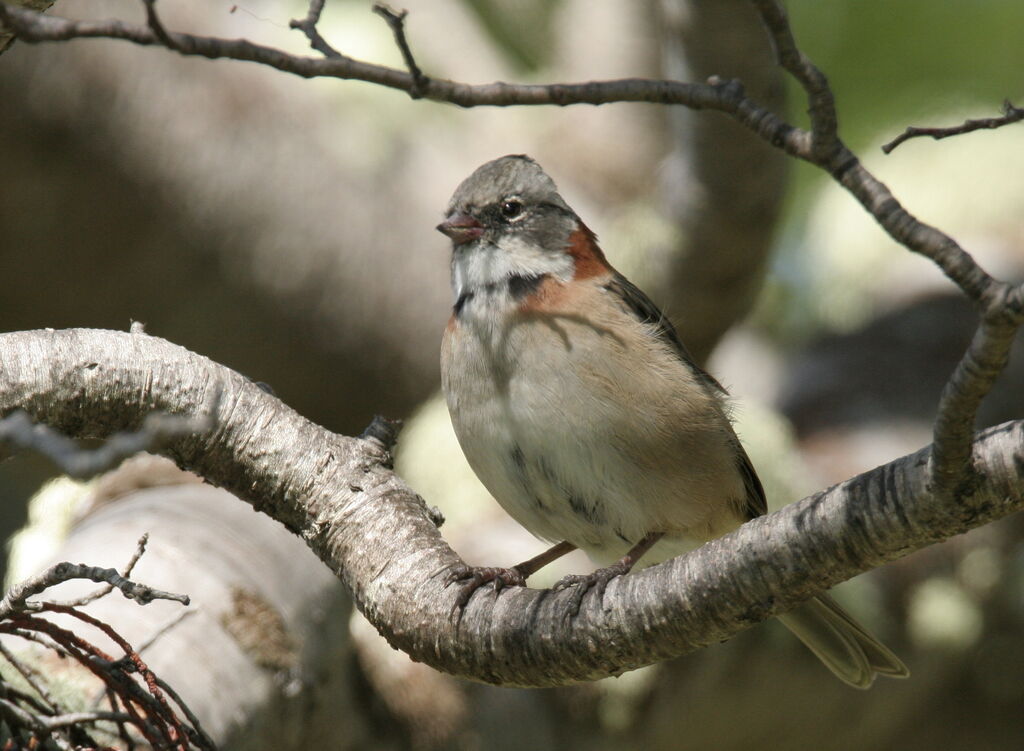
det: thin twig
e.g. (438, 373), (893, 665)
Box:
(0, 561), (189, 620)
(42, 709), (135, 730)
(153, 674), (217, 751)
(107, 688), (138, 751)
(750, 0), (838, 156)
(2, 627), (70, 656)
(141, 0), (176, 51)
(372, 2), (428, 98)
(135, 608), (195, 654)
(883, 99), (1024, 153)
(47, 605), (192, 751)
(60, 533), (151, 608)
(3, 684), (53, 716)
(4, 614), (175, 749)
(0, 641), (57, 713)
(288, 0), (345, 60)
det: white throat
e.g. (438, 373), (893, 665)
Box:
(451, 236), (574, 301)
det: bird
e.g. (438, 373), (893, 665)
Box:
(436, 154), (908, 689)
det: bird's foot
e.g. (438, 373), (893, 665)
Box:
(445, 564), (527, 619)
(551, 561), (631, 618)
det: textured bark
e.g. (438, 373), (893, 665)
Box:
(1, 327), (1021, 688)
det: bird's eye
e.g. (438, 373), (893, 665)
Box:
(500, 200), (524, 219)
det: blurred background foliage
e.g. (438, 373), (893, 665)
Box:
(1, 0), (1024, 748)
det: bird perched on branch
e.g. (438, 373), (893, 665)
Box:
(437, 154), (908, 688)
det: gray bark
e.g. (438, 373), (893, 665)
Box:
(0, 327), (1021, 688)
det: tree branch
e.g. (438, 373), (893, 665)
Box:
(882, 99), (1024, 153)
(0, 328), (1021, 687)
(372, 2), (428, 99)
(288, 0), (345, 61)
(0, 0), (1009, 312)
(0, 560), (190, 620)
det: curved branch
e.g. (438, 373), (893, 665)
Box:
(1, 328), (1022, 687)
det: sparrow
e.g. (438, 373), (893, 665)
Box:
(437, 154), (908, 689)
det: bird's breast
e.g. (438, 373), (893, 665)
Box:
(441, 276), (749, 555)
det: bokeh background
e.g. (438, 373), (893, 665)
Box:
(2, 0), (1024, 748)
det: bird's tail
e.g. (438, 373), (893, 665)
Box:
(777, 593), (909, 689)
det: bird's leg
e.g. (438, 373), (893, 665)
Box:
(447, 540), (577, 615)
(552, 532), (664, 616)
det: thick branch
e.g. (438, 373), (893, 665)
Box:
(931, 307), (1024, 496)
(0, 329), (1022, 687)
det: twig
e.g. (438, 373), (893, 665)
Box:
(135, 608), (195, 654)
(153, 674), (217, 751)
(372, 2), (427, 98)
(61, 533), (150, 608)
(45, 605), (194, 751)
(2, 610), (197, 749)
(0, 561), (189, 620)
(107, 688), (138, 751)
(3, 685), (51, 716)
(0, 641), (57, 713)
(750, 0), (838, 156)
(42, 709), (136, 730)
(2, 628), (70, 656)
(288, 0), (345, 60)
(141, 0), (176, 51)
(87, 608), (195, 712)
(882, 99), (1024, 153)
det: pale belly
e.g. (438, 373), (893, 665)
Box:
(441, 303), (748, 563)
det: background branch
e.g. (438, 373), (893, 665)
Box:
(0, 401), (216, 480)
(882, 99), (1024, 153)
(0, 559), (189, 620)
(0, 537), (209, 749)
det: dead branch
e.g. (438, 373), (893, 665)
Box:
(882, 99), (1024, 153)
(0, 542), (209, 749)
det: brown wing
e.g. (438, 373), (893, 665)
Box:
(734, 443), (768, 519)
(603, 272), (768, 519)
(603, 273), (725, 393)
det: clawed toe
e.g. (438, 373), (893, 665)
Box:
(552, 563), (630, 618)
(446, 565), (526, 619)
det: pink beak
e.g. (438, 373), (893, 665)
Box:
(437, 213), (483, 245)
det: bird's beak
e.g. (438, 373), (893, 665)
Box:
(437, 213), (483, 245)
